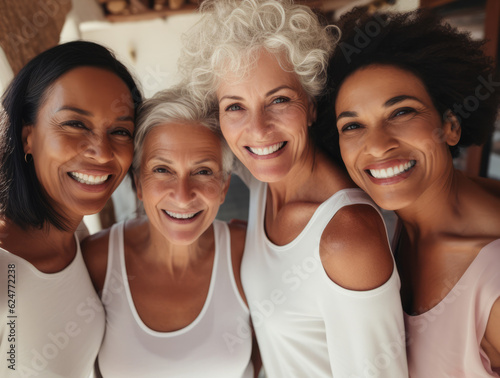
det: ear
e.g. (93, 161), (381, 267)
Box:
(22, 125), (34, 154)
(220, 174), (231, 205)
(307, 98), (317, 127)
(443, 110), (461, 146)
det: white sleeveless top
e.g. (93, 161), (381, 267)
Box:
(0, 235), (105, 377)
(240, 169), (408, 377)
(98, 220), (254, 378)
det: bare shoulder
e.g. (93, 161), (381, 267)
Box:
(228, 221), (247, 304)
(228, 221), (247, 259)
(320, 204), (394, 291)
(81, 227), (112, 294)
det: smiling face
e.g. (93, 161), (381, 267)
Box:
(136, 123), (229, 245)
(335, 64), (460, 211)
(217, 50), (316, 183)
(23, 66), (135, 221)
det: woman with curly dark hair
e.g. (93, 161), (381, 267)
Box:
(323, 8), (500, 377)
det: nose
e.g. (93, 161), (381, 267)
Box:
(170, 176), (195, 205)
(82, 133), (114, 163)
(249, 108), (272, 139)
(364, 127), (399, 157)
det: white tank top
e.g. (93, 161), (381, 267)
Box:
(0, 235), (105, 377)
(241, 173), (408, 377)
(98, 220), (254, 378)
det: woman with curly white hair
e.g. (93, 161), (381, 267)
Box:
(179, 1), (408, 377)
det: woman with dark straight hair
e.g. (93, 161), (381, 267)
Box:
(0, 40), (142, 377)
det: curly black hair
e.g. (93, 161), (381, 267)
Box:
(314, 7), (500, 160)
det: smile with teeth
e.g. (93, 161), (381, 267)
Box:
(247, 142), (286, 156)
(70, 172), (110, 185)
(368, 160), (416, 179)
(164, 210), (200, 220)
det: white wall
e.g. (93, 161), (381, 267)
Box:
(335, 0), (419, 19)
(0, 48), (14, 95)
(74, 13), (202, 98)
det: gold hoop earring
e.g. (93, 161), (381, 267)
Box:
(24, 153), (32, 163)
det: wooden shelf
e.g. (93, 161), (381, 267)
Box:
(98, 0), (200, 22)
(98, 0), (327, 23)
(107, 3), (198, 22)
(419, 0), (457, 8)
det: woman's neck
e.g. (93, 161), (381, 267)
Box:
(141, 221), (215, 278)
(267, 145), (346, 206)
(396, 167), (464, 242)
(0, 216), (81, 272)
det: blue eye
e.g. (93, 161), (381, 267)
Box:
(273, 97), (289, 104)
(226, 104), (242, 111)
(153, 167), (168, 174)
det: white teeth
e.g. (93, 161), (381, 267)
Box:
(165, 211), (198, 219)
(369, 161), (416, 179)
(70, 172), (110, 185)
(248, 142), (285, 156)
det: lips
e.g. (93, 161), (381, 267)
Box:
(163, 210), (202, 221)
(164, 210), (199, 219)
(246, 142), (286, 156)
(69, 172), (111, 185)
(367, 160), (416, 179)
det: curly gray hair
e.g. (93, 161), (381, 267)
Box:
(179, 0), (337, 111)
(133, 85), (234, 179)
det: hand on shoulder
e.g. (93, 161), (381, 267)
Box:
(320, 204), (394, 291)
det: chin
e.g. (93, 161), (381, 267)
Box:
(250, 166), (290, 184)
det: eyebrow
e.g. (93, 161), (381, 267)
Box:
(336, 95), (424, 121)
(57, 106), (133, 122)
(384, 95), (423, 107)
(57, 106), (92, 116)
(218, 85), (295, 103)
(194, 157), (219, 165)
(148, 156), (219, 167)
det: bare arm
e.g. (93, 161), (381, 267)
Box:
(81, 228), (111, 295)
(229, 222), (262, 378)
(319, 204), (408, 377)
(320, 204), (393, 290)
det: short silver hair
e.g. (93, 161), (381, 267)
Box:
(179, 0), (337, 112)
(133, 85), (234, 178)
